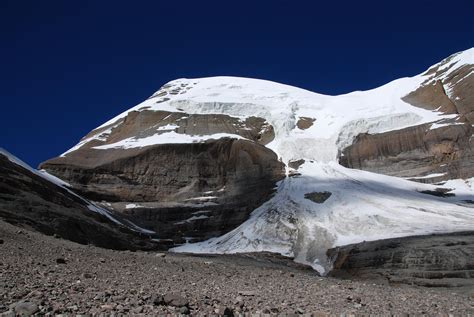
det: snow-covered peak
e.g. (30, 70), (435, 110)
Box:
(76, 48), (472, 166)
(90, 51), (473, 164)
(87, 48), (474, 133)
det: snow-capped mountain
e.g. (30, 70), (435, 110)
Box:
(41, 48), (474, 274)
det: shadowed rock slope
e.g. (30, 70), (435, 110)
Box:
(0, 152), (158, 250)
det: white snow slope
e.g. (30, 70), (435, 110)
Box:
(66, 48), (474, 274)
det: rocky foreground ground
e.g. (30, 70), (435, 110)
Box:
(0, 220), (473, 316)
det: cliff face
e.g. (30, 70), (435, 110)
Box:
(340, 52), (474, 183)
(40, 109), (285, 245)
(339, 123), (473, 182)
(327, 232), (474, 288)
(0, 152), (157, 250)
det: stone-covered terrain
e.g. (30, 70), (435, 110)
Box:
(1, 220), (473, 316)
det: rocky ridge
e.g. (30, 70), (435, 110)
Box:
(328, 231), (474, 288)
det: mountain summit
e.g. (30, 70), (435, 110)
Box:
(40, 48), (474, 273)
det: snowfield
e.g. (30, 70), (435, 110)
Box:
(62, 48), (474, 274)
(173, 162), (474, 274)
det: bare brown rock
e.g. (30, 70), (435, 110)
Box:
(79, 110), (275, 151)
(327, 231), (474, 288)
(296, 117), (316, 130)
(340, 52), (473, 182)
(288, 159), (305, 170)
(403, 80), (458, 115)
(339, 123), (473, 182)
(41, 138), (285, 244)
(405, 55), (474, 124)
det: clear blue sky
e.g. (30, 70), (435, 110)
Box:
(1, 0), (473, 167)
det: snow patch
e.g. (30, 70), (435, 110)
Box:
(93, 132), (244, 150)
(61, 122), (122, 157)
(429, 119), (464, 130)
(157, 124), (179, 131)
(38, 170), (71, 187)
(125, 203), (144, 209)
(407, 173), (447, 180)
(175, 215), (210, 225)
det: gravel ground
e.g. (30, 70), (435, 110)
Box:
(1, 220), (473, 316)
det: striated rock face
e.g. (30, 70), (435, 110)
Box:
(327, 232), (474, 288)
(340, 51), (474, 183)
(75, 110), (275, 154)
(340, 123), (473, 181)
(0, 152), (157, 250)
(41, 136), (285, 244)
